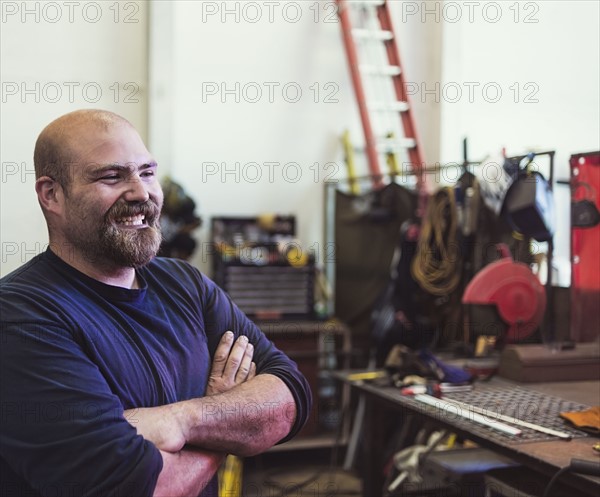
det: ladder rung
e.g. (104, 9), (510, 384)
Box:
(349, 0), (386, 7)
(369, 102), (409, 112)
(352, 138), (417, 154)
(352, 28), (394, 41)
(377, 138), (417, 151)
(360, 65), (401, 76)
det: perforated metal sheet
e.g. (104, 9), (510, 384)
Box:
(441, 386), (592, 444)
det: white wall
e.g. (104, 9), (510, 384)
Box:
(0, 1), (149, 276)
(439, 0), (600, 283)
(148, 0), (441, 276)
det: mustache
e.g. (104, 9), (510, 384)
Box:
(106, 199), (161, 222)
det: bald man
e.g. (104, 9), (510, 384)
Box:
(0, 110), (312, 497)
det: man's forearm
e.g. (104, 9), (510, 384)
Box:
(154, 447), (225, 497)
(126, 333), (300, 458)
(176, 373), (297, 457)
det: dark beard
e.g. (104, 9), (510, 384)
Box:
(66, 199), (163, 269)
(100, 221), (162, 268)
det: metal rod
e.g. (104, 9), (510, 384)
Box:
(414, 394), (523, 437)
(444, 397), (572, 440)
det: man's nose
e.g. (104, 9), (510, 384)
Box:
(123, 175), (150, 203)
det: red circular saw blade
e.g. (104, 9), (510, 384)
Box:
(462, 257), (546, 342)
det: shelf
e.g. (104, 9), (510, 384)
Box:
(256, 319), (353, 447)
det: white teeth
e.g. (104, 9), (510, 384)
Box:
(116, 214), (146, 226)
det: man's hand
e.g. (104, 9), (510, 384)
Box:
(124, 404), (186, 453)
(206, 331), (256, 396)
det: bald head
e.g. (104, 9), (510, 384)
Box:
(33, 109), (135, 192)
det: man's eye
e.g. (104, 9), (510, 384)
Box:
(141, 170), (155, 178)
(101, 175), (120, 181)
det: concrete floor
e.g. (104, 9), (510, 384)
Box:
(242, 450), (362, 497)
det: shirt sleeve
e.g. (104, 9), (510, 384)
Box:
(198, 273), (313, 443)
(0, 322), (163, 497)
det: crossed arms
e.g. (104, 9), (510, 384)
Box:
(125, 331), (297, 497)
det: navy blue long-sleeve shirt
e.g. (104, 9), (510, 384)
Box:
(0, 249), (312, 497)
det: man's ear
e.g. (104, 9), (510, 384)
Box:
(35, 176), (64, 214)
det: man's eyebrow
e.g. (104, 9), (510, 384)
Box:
(89, 162), (158, 175)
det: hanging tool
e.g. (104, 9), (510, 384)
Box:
(341, 129), (360, 195)
(462, 244), (546, 343)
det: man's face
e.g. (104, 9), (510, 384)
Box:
(60, 122), (164, 269)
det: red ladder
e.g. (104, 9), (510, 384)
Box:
(337, 0), (425, 190)
(337, 4), (429, 474)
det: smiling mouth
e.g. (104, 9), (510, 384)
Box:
(114, 214), (147, 228)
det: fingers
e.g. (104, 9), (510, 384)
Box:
(210, 331), (235, 377)
(235, 341), (254, 384)
(222, 335), (251, 381)
(208, 332), (256, 396)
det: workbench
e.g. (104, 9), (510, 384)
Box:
(335, 371), (600, 496)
